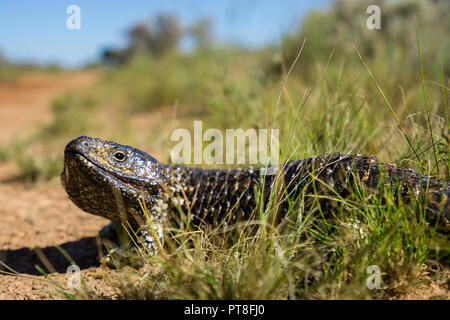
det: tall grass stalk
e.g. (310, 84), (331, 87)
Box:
(353, 45), (422, 171)
(414, 15), (439, 177)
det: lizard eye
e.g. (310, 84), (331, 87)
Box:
(112, 151), (126, 162)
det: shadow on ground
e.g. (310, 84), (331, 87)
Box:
(0, 236), (102, 275)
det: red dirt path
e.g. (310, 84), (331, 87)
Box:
(0, 71), (114, 299)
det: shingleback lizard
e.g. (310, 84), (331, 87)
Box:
(61, 136), (450, 255)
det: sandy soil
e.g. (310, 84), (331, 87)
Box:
(0, 71), (115, 299)
(0, 71), (98, 146)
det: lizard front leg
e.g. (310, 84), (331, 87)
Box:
(99, 219), (164, 268)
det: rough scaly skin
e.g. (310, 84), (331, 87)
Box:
(61, 136), (450, 254)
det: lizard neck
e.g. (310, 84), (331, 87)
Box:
(159, 164), (270, 224)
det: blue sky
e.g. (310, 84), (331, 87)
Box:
(0, 0), (329, 67)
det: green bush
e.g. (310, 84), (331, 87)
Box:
(281, 0), (450, 82)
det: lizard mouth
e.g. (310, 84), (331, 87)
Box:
(62, 150), (145, 223)
(63, 150), (140, 193)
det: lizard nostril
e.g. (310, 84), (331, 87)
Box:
(83, 142), (88, 147)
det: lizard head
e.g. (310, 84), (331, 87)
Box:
(61, 136), (166, 224)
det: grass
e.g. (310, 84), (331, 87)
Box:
(0, 62), (62, 83)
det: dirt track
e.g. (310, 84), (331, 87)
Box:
(0, 71), (114, 299)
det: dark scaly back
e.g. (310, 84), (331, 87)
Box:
(162, 165), (267, 226)
(281, 154), (449, 219)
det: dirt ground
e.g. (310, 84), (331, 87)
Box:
(0, 71), (118, 299)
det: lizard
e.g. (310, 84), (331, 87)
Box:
(60, 136), (450, 257)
